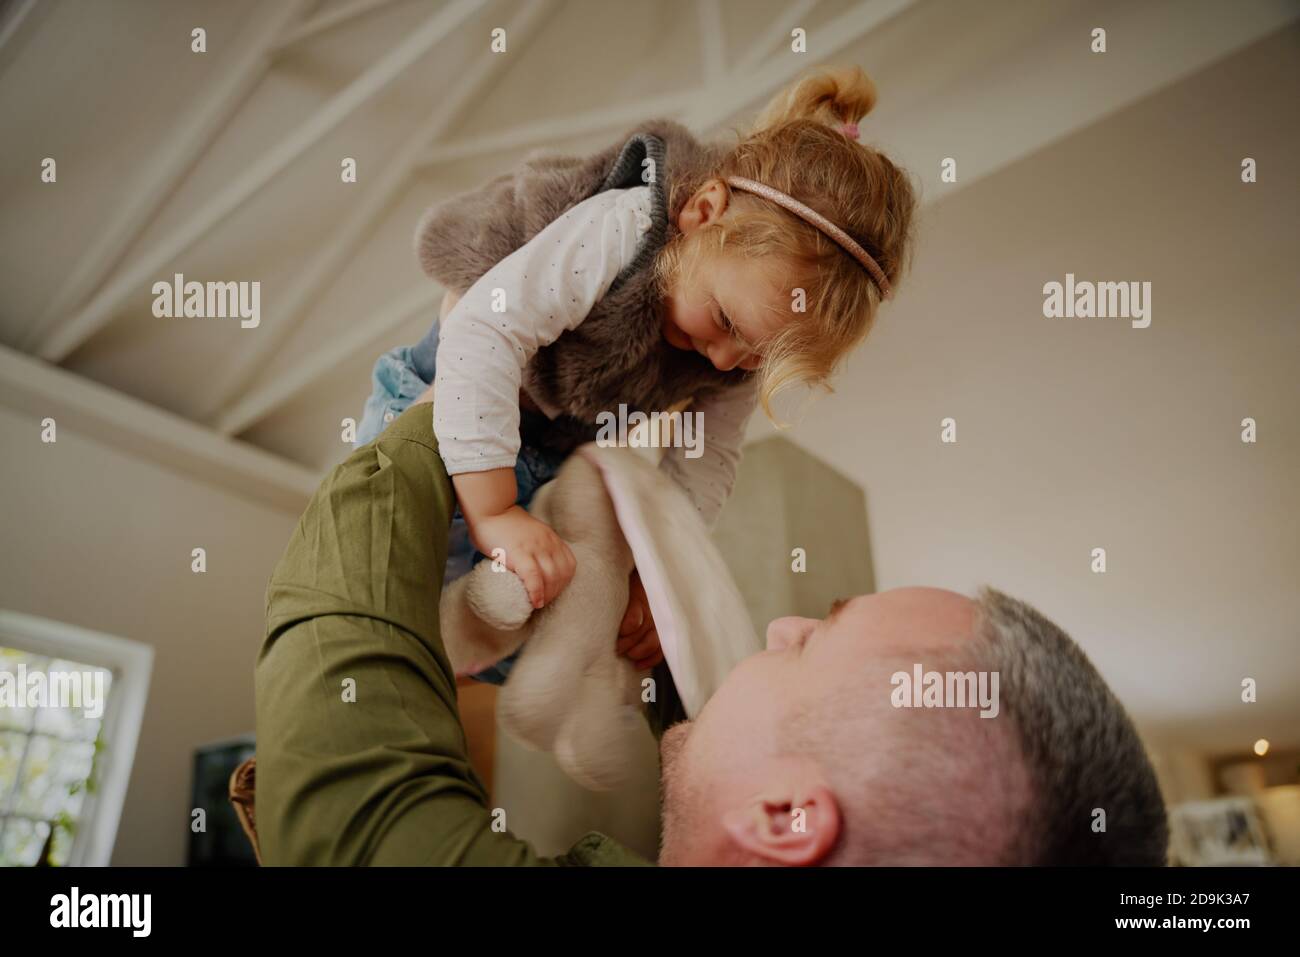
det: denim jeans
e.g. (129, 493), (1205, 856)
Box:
(355, 320), (568, 684)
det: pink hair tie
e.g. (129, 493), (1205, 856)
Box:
(839, 121), (860, 140)
(725, 175), (892, 300)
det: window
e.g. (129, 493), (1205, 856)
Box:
(0, 611), (152, 866)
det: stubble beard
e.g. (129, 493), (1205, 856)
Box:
(657, 720), (696, 865)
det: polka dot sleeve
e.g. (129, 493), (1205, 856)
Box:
(433, 185), (654, 475)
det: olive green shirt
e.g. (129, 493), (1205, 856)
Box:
(255, 403), (685, 865)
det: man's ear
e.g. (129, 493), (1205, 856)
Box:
(720, 784), (841, 866)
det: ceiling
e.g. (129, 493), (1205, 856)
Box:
(2, 0), (1289, 474)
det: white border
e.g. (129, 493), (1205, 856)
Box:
(0, 609), (153, 866)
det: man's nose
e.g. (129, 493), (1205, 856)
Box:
(766, 616), (819, 651)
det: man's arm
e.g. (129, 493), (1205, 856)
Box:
(254, 398), (653, 865)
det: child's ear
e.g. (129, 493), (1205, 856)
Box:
(680, 179), (730, 232)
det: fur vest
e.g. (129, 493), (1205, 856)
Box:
(413, 118), (753, 452)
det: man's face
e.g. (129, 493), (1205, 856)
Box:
(659, 587), (981, 865)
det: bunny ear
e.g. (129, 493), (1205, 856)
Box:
(577, 444), (760, 718)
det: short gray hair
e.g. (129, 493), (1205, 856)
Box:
(974, 587), (1169, 865)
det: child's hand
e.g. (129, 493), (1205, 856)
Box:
(617, 569), (663, 670)
(469, 506), (576, 609)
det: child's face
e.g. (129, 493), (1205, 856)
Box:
(661, 254), (790, 372)
(662, 182), (792, 373)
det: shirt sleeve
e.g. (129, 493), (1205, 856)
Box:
(433, 185), (654, 475)
(658, 377), (759, 529)
(256, 404), (658, 865)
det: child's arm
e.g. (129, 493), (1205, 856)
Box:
(452, 469), (575, 609)
(657, 377), (760, 529)
(433, 185), (654, 604)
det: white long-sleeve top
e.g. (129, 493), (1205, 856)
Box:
(432, 184), (757, 528)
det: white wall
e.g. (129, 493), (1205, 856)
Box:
(0, 405), (301, 865)
(761, 26), (1300, 757)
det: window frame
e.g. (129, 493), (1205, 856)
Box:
(0, 609), (153, 866)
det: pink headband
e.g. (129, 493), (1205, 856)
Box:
(725, 172), (892, 301)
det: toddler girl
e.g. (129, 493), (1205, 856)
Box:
(354, 65), (917, 684)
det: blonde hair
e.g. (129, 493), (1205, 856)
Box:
(652, 65), (919, 421)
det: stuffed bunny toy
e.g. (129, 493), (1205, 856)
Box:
(440, 440), (760, 791)
(439, 448), (647, 791)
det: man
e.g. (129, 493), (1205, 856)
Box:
(254, 392), (1168, 865)
(660, 587), (1168, 865)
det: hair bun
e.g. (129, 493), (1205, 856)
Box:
(752, 65), (878, 136)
